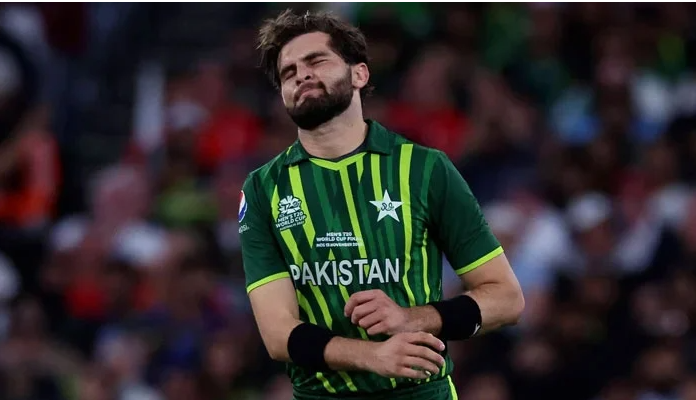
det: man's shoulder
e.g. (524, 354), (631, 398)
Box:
(243, 147), (291, 193)
(382, 125), (446, 160)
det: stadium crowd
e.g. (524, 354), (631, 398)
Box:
(0, 3), (695, 400)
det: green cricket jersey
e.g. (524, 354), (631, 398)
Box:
(239, 120), (502, 399)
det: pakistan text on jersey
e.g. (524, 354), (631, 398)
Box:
(289, 258), (401, 286)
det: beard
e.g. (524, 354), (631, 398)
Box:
(287, 69), (354, 130)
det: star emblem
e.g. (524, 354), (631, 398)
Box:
(370, 190), (403, 222)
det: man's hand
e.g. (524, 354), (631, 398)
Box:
(366, 332), (446, 380)
(344, 289), (411, 336)
(344, 289), (443, 336)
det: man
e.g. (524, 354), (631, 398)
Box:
(239, 9), (525, 400)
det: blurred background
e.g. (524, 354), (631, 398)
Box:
(0, 2), (695, 400)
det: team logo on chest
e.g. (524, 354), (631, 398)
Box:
(370, 190), (403, 222)
(276, 195), (307, 231)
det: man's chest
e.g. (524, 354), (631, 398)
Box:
(268, 160), (429, 286)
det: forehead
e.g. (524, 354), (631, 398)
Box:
(278, 31), (334, 68)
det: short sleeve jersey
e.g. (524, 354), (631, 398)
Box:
(239, 120), (502, 397)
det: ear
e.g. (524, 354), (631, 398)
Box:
(351, 63), (370, 90)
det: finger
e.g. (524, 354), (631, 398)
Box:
(344, 290), (380, 316)
(394, 366), (430, 380)
(401, 357), (440, 377)
(366, 322), (388, 336)
(406, 332), (446, 352)
(406, 344), (446, 369)
(357, 310), (384, 330)
(350, 301), (380, 324)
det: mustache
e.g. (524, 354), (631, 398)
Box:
(294, 82), (326, 102)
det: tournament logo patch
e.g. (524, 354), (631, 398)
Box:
(238, 191), (248, 222)
(275, 195), (306, 231)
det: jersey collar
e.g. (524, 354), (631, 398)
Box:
(283, 119), (394, 166)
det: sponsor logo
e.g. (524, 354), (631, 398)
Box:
(472, 323), (481, 336)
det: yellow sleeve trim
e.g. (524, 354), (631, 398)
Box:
(246, 272), (291, 294)
(454, 246), (504, 275)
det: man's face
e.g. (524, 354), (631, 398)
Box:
(278, 32), (356, 130)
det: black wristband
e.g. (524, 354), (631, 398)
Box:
(428, 294), (482, 340)
(287, 323), (337, 371)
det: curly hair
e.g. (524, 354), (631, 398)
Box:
(257, 9), (373, 99)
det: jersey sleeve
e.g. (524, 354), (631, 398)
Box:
(239, 174), (290, 293)
(427, 151), (503, 275)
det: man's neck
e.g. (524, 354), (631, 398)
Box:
(297, 107), (367, 160)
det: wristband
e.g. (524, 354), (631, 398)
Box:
(287, 323), (337, 371)
(428, 294), (482, 340)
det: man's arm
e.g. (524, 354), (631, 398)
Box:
(457, 252), (524, 333)
(417, 151), (524, 336)
(248, 277), (374, 370)
(407, 253), (524, 335)
(345, 254), (523, 336)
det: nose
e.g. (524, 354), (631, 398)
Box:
(294, 64), (313, 86)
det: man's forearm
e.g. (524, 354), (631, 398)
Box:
(408, 283), (524, 336)
(269, 319), (376, 373)
(466, 282), (524, 332)
(406, 305), (443, 336)
(323, 336), (377, 371)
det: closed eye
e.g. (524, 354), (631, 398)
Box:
(281, 68), (296, 82)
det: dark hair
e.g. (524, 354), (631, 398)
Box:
(257, 9), (373, 99)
